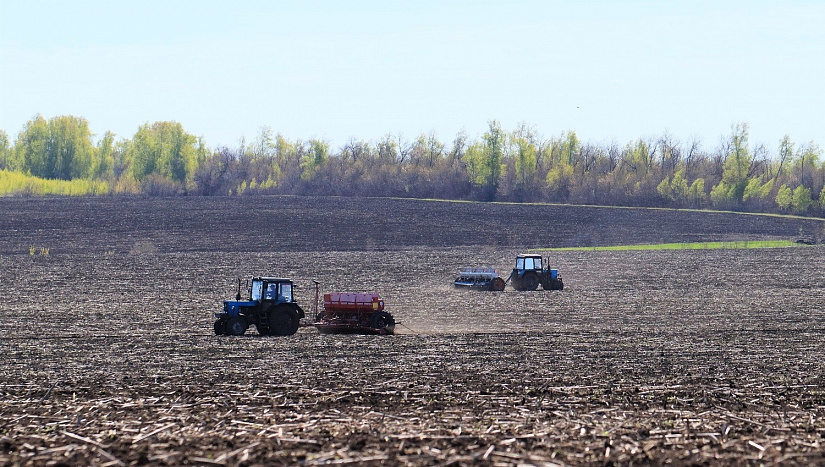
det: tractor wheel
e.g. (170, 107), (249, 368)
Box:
(256, 324), (270, 336)
(269, 308), (300, 336)
(490, 277), (506, 291)
(522, 272), (539, 291)
(226, 317), (248, 336)
(542, 279), (564, 291)
(370, 311), (396, 335)
(214, 319), (227, 335)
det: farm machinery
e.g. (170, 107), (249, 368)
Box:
(214, 277), (305, 336)
(453, 254), (563, 291)
(453, 267), (506, 291)
(509, 254), (563, 291)
(314, 291), (396, 335)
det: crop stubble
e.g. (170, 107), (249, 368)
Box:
(1, 196), (824, 465)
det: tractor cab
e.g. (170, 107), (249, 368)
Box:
(509, 254), (563, 291)
(515, 254), (543, 271)
(251, 277), (294, 304)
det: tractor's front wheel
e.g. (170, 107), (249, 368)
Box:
(269, 308), (300, 336)
(542, 278), (564, 291)
(226, 317), (248, 336)
(214, 319), (227, 335)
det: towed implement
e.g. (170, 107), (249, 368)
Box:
(314, 292), (396, 335)
(453, 267), (506, 291)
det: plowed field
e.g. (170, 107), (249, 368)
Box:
(1, 196), (824, 466)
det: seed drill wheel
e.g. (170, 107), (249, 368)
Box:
(490, 277), (506, 291)
(522, 272), (540, 291)
(269, 307), (300, 336)
(214, 319), (227, 335)
(226, 317), (248, 336)
(370, 311), (396, 334)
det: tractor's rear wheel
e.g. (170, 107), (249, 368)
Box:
(226, 317), (248, 336)
(214, 319), (227, 335)
(490, 277), (506, 291)
(269, 308), (300, 336)
(522, 272), (539, 291)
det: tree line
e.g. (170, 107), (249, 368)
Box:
(0, 114), (823, 216)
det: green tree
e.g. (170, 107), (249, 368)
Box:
(14, 114), (94, 180)
(670, 170), (689, 201)
(776, 184), (792, 211)
(718, 122), (752, 204)
(710, 181), (735, 208)
(127, 121), (198, 185)
(656, 176), (672, 199)
(792, 185), (813, 213)
(16, 115), (51, 177)
(463, 141), (487, 188)
(544, 131), (579, 200)
(300, 139), (329, 181)
(688, 178), (705, 207)
(743, 177), (774, 199)
(464, 120), (506, 200)
(91, 131), (116, 179)
(511, 124), (538, 187)
(775, 135), (794, 180)
(793, 142), (821, 188)
(50, 115), (94, 180)
(0, 129), (13, 170)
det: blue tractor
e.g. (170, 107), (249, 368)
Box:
(508, 254), (564, 291)
(214, 277), (305, 336)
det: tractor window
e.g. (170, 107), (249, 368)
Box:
(535, 257), (543, 269)
(280, 283), (293, 302)
(264, 283), (278, 300)
(524, 257), (535, 269)
(516, 257), (525, 269)
(251, 281), (263, 301)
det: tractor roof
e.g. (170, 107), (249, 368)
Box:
(516, 254), (542, 258)
(251, 276), (293, 282)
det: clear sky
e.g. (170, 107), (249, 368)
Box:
(1, 1), (824, 152)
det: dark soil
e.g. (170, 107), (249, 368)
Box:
(1, 196), (823, 466)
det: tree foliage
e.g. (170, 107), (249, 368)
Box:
(2, 116), (825, 218)
(126, 121), (199, 186)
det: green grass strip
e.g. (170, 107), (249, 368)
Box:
(539, 240), (807, 252)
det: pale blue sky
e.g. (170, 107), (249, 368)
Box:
(1, 1), (824, 152)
